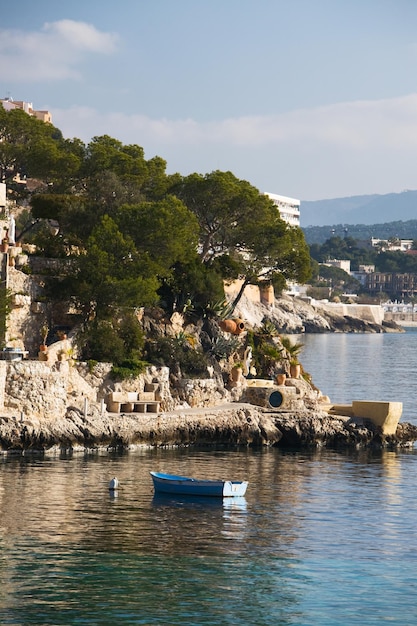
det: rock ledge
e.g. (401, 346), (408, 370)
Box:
(1, 403), (416, 453)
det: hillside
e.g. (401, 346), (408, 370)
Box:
(301, 189), (417, 228)
(302, 219), (417, 245)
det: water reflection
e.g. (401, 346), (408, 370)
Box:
(0, 448), (309, 559)
(149, 493), (249, 550)
(297, 332), (417, 423)
(1, 449), (417, 624)
(151, 493), (247, 510)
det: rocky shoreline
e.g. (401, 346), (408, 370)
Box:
(0, 293), (409, 455)
(1, 402), (417, 454)
(232, 293), (403, 334)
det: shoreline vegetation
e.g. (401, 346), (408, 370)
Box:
(0, 298), (412, 452)
(0, 296), (414, 455)
(0, 290), (410, 454)
(0, 111), (413, 453)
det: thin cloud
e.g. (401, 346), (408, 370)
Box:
(54, 93), (417, 152)
(0, 20), (118, 82)
(53, 94), (417, 199)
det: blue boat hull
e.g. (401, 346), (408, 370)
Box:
(150, 471), (248, 497)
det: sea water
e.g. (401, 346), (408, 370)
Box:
(296, 327), (417, 424)
(1, 447), (417, 625)
(1, 331), (417, 625)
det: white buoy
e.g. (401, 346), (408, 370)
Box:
(109, 477), (119, 490)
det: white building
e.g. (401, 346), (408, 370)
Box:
(264, 192), (300, 227)
(0, 97), (52, 124)
(370, 237), (414, 252)
(351, 264), (375, 285)
(324, 259), (351, 273)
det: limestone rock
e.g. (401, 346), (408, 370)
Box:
(270, 410), (417, 449)
(0, 403), (416, 452)
(232, 293), (401, 334)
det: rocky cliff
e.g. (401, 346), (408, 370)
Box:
(0, 276), (405, 453)
(232, 293), (401, 334)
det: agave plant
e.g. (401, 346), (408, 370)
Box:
(204, 298), (236, 321)
(258, 319), (280, 337)
(207, 335), (241, 360)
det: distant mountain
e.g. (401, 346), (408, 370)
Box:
(301, 190), (417, 228)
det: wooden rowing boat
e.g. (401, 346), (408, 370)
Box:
(150, 471), (248, 497)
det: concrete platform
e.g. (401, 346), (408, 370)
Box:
(326, 400), (402, 435)
(352, 401), (402, 435)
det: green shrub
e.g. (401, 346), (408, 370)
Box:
(78, 312), (146, 365)
(118, 312), (145, 356)
(248, 325), (284, 379)
(0, 287), (12, 348)
(79, 322), (125, 363)
(110, 358), (148, 380)
(178, 349), (209, 378)
(146, 336), (209, 378)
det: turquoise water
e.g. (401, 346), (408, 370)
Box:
(2, 331), (417, 625)
(1, 445), (417, 625)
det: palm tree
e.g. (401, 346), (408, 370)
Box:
(279, 336), (304, 365)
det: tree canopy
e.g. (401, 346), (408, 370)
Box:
(310, 236), (417, 273)
(0, 106), (312, 361)
(170, 170), (311, 308)
(28, 156), (311, 316)
(70, 215), (161, 320)
(0, 107), (82, 195)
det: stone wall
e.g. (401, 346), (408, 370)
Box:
(4, 361), (69, 418)
(0, 360), (6, 409)
(316, 302), (385, 325)
(0, 359), (177, 419)
(173, 376), (230, 408)
(0, 356), (277, 420)
(6, 264), (47, 355)
(384, 312), (417, 324)
(242, 384), (304, 411)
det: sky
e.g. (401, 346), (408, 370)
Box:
(1, 0), (417, 202)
